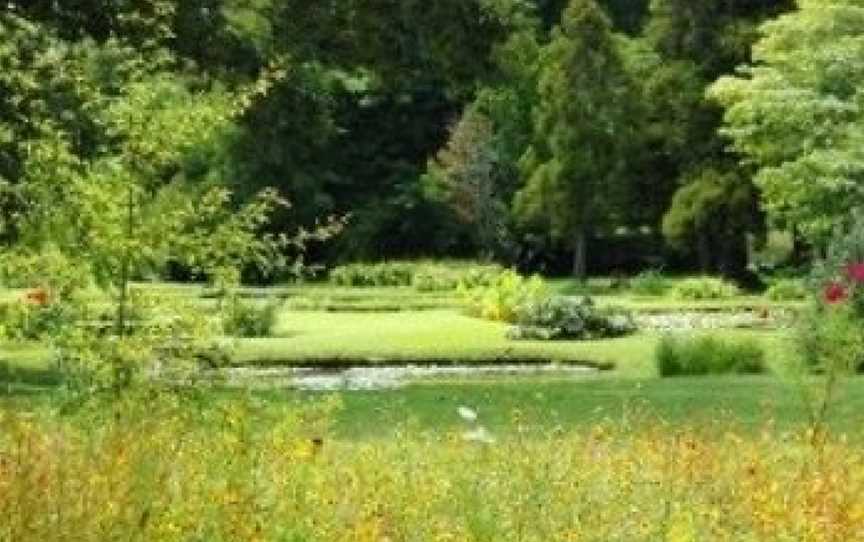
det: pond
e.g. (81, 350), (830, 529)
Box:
(205, 364), (599, 391)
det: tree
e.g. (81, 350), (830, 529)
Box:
(662, 168), (761, 275)
(625, 0), (791, 275)
(0, 24), (342, 390)
(710, 0), (864, 246)
(424, 109), (512, 260)
(515, 0), (634, 279)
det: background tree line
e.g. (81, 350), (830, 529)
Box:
(1, 0), (806, 281)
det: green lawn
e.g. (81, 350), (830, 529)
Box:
(0, 281), (797, 380)
(229, 309), (793, 378)
(0, 280), (835, 438)
(299, 376), (864, 439)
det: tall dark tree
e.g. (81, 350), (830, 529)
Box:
(228, 0), (532, 260)
(516, 0), (635, 279)
(628, 0), (792, 276)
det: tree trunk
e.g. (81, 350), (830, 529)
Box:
(572, 228), (587, 281)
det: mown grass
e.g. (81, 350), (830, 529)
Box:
(285, 376), (864, 439)
(8, 372), (863, 440)
(238, 309), (793, 376)
(0, 283), (797, 378)
(0, 280), (819, 436)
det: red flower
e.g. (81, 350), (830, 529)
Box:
(824, 282), (849, 304)
(24, 288), (49, 306)
(846, 262), (864, 283)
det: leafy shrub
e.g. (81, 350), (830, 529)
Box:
(0, 246), (93, 297)
(329, 261), (505, 292)
(793, 214), (864, 375)
(410, 267), (461, 292)
(329, 262), (415, 287)
(655, 335), (766, 376)
(764, 279), (807, 301)
(221, 298), (281, 338)
(459, 269), (548, 323)
(0, 297), (85, 341)
(629, 269), (670, 296)
(53, 293), (227, 393)
(411, 263), (503, 292)
(672, 277), (740, 300)
(509, 296), (637, 341)
(797, 305), (864, 374)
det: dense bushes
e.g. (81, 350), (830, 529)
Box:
(329, 261), (503, 291)
(0, 297), (82, 341)
(459, 269), (548, 323)
(329, 262), (415, 287)
(509, 296), (636, 341)
(764, 279), (807, 301)
(0, 247), (94, 296)
(797, 304), (864, 374)
(655, 335), (766, 376)
(629, 269), (670, 296)
(672, 277), (740, 300)
(221, 298), (281, 338)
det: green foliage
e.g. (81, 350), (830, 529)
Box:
(629, 269), (670, 296)
(329, 262), (416, 288)
(413, 264), (504, 292)
(764, 279), (807, 301)
(0, 8), (341, 394)
(0, 298), (82, 342)
(709, 0), (864, 244)
(515, 0), (636, 277)
(52, 292), (226, 393)
(509, 296), (636, 340)
(0, 246), (94, 296)
(794, 212), (864, 375)
(797, 305), (864, 375)
(221, 297), (282, 338)
(329, 261), (504, 292)
(459, 269), (548, 323)
(423, 109), (513, 259)
(662, 168), (760, 273)
(655, 335), (766, 376)
(672, 277), (740, 300)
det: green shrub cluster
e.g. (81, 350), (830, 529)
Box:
(629, 269), (670, 296)
(764, 279), (807, 301)
(672, 277), (740, 300)
(329, 262), (416, 287)
(0, 298), (85, 341)
(459, 269), (548, 323)
(52, 293), (226, 393)
(509, 296), (637, 341)
(412, 264), (502, 292)
(221, 298), (282, 338)
(655, 335), (766, 376)
(0, 247), (94, 296)
(329, 261), (504, 292)
(797, 305), (864, 374)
